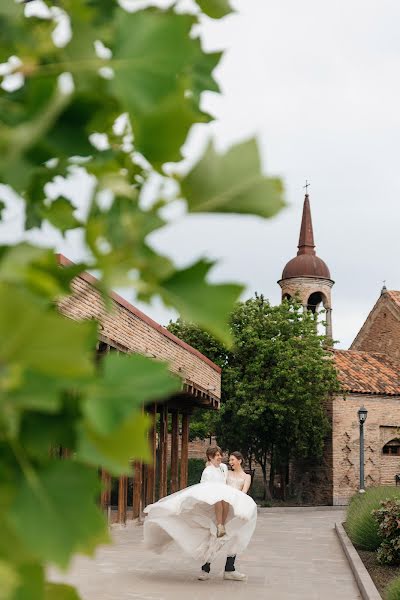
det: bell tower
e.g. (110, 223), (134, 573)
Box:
(278, 193), (334, 338)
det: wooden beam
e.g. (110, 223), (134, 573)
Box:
(100, 469), (111, 511)
(170, 411), (179, 493)
(180, 412), (190, 489)
(159, 404), (168, 499)
(145, 404), (157, 506)
(132, 461), (142, 519)
(117, 476), (128, 525)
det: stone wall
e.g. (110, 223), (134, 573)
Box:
(278, 276), (334, 309)
(332, 393), (400, 505)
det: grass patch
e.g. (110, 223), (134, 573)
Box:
(346, 487), (400, 551)
(386, 576), (400, 600)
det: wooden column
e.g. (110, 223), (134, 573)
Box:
(145, 404), (157, 506)
(170, 411), (180, 493)
(100, 469), (111, 511)
(159, 404), (168, 499)
(179, 412), (190, 490)
(117, 475), (128, 525)
(132, 461), (142, 519)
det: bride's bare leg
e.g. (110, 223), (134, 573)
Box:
(215, 501), (226, 537)
(221, 501), (229, 524)
(214, 501), (223, 524)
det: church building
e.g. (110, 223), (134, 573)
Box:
(280, 194), (400, 505)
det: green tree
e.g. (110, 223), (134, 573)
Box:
(0, 1), (285, 597)
(167, 319), (227, 440)
(218, 295), (339, 500)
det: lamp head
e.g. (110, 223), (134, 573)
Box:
(358, 405), (368, 424)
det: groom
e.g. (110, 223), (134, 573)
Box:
(198, 446), (247, 582)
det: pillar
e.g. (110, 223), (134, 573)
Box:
(100, 469), (111, 512)
(326, 308), (333, 339)
(179, 412), (190, 490)
(132, 461), (142, 519)
(170, 411), (180, 493)
(117, 475), (128, 525)
(159, 404), (168, 499)
(145, 403), (157, 506)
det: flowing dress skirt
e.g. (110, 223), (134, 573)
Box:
(143, 482), (257, 563)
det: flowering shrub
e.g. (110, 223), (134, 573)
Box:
(372, 498), (400, 565)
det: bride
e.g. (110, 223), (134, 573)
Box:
(143, 446), (257, 580)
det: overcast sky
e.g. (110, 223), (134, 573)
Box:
(2, 0), (400, 349)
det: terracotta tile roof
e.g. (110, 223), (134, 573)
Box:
(334, 350), (400, 396)
(386, 290), (400, 309)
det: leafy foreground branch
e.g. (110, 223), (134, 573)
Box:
(0, 1), (285, 598)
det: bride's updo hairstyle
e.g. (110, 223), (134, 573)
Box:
(206, 446), (222, 460)
(230, 451), (244, 465)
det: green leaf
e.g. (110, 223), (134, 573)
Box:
(84, 353), (178, 434)
(112, 9), (196, 113)
(0, 1), (23, 19)
(4, 370), (64, 413)
(12, 563), (44, 600)
(111, 9), (217, 165)
(41, 197), (82, 234)
(160, 260), (243, 344)
(0, 200), (5, 221)
(45, 582), (81, 600)
(19, 409), (77, 459)
(9, 462), (109, 568)
(195, 0), (233, 19)
(0, 560), (19, 600)
(0, 283), (97, 378)
(134, 91), (210, 166)
(0, 243), (87, 300)
(181, 139), (285, 217)
(78, 411), (151, 475)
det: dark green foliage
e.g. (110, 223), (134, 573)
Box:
(188, 458), (206, 487)
(167, 319), (228, 368)
(346, 487), (400, 551)
(219, 295), (339, 498)
(168, 295), (340, 499)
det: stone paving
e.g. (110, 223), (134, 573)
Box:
(50, 507), (361, 600)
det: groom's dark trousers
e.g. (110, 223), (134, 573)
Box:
(201, 555), (236, 573)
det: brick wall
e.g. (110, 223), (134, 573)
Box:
(332, 393), (400, 505)
(58, 274), (221, 397)
(351, 293), (400, 359)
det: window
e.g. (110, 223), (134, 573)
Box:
(382, 439), (400, 455)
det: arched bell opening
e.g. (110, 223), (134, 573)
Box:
(306, 291), (325, 313)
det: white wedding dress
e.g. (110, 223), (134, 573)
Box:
(143, 464), (257, 563)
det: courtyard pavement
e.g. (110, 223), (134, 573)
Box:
(50, 507), (361, 600)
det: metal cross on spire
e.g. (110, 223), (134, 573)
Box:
(303, 180), (310, 195)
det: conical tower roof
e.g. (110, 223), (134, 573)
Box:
(281, 194), (331, 280)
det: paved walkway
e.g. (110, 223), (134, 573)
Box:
(50, 507), (361, 600)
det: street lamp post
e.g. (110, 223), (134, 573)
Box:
(358, 406), (368, 493)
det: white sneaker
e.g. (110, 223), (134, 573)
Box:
(217, 524), (226, 537)
(224, 571), (247, 581)
(198, 571), (210, 580)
